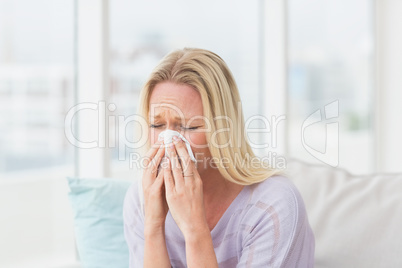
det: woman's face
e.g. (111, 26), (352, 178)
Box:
(148, 81), (212, 175)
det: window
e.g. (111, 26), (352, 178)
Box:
(287, 0), (374, 174)
(0, 0), (75, 178)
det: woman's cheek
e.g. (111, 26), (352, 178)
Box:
(149, 129), (161, 146)
(186, 133), (210, 160)
(186, 132), (207, 147)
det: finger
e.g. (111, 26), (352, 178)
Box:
(143, 140), (163, 167)
(143, 143), (165, 189)
(148, 143), (166, 175)
(167, 142), (185, 190)
(163, 157), (175, 194)
(153, 166), (164, 189)
(172, 136), (194, 177)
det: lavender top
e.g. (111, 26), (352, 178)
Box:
(123, 175), (315, 267)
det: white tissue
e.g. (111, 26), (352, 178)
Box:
(158, 130), (197, 162)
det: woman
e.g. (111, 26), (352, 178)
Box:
(123, 48), (315, 267)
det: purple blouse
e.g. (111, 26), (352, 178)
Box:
(123, 175), (315, 267)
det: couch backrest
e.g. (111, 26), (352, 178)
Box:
(287, 159), (402, 268)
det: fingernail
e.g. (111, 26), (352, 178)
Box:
(169, 142), (174, 148)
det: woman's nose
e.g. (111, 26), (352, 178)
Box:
(165, 124), (184, 134)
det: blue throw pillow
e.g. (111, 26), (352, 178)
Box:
(67, 177), (132, 268)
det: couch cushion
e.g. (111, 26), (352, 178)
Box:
(287, 159), (402, 268)
(67, 177), (131, 268)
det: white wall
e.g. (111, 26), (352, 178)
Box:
(0, 169), (78, 268)
(375, 0), (402, 173)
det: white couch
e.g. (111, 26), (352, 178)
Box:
(6, 159), (398, 268)
(287, 158), (402, 268)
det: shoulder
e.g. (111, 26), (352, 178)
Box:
(123, 179), (144, 224)
(243, 175), (310, 235)
(124, 178), (141, 206)
(248, 175), (305, 210)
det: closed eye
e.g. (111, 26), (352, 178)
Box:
(181, 126), (200, 130)
(149, 124), (163, 128)
(149, 124), (200, 130)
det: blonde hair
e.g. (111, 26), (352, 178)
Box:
(137, 48), (280, 185)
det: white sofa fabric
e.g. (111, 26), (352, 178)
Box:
(287, 159), (402, 268)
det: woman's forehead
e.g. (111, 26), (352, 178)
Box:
(149, 82), (203, 117)
(150, 81), (200, 101)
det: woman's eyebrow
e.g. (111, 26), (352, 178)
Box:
(152, 114), (202, 122)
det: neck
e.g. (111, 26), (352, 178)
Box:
(198, 166), (242, 205)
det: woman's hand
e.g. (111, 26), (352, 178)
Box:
(163, 136), (209, 239)
(142, 141), (171, 268)
(142, 141), (168, 231)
